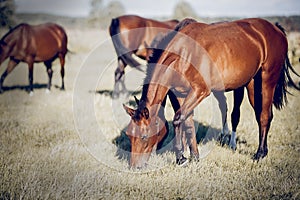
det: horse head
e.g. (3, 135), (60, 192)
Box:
(123, 98), (167, 169)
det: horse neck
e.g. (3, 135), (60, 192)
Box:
(0, 42), (10, 63)
(141, 83), (168, 118)
(0, 30), (19, 62)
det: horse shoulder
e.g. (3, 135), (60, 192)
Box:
(9, 24), (34, 58)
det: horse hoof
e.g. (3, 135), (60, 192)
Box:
(253, 150), (268, 161)
(112, 93), (119, 99)
(176, 156), (189, 167)
(229, 144), (237, 151)
(45, 89), (51, 94)
(219, 133), (230, 146)
(229, 140), (237, 151)
(190, 154), (200, 162)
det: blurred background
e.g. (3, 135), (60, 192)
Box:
(1, 0), (300, 30)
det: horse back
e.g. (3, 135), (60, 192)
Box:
(160, 18), (288, 90)
(111, 15), (178, 58)
(2, 23), (67, 63)
(31, 23), (68, 61)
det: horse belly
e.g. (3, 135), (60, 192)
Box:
(34, 28), (64, 62)
(35, 37), (60, 62)
(220, 60), (260, 90)
(209, 41), (262, 91)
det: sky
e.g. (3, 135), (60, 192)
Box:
(15, 0), (300, 18)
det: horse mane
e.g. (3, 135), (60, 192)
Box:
(275, 22), (286, 36)
(174, 18), (197, 31)
(141, 18), (198, 101)
(141, 30), (178, 101)
(0, 23), (29, 43)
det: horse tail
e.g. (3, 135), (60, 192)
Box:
(273, 23), (300, 110)
(109, 18), (143, 71)
(67, 49), (75, 54)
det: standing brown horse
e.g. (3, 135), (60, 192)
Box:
(0, 23), (68, 94)
(109, 15), (179, 97)
(123, 18), (300, 168)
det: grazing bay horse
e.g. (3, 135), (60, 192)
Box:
(0, 23), (68, 94)
(109, 15), (179, 97)
(123, 18), (300, 168)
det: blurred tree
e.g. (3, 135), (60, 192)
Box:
(89, 0), (104, 19)
(173, 0), (198, 20)
(89, 0), (124, 28)
(0, 0), (16, 28)
(105, 1), (125, 19)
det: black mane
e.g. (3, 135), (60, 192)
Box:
(141, 30), (178, 100)
(141, 18), (198, 102)
(0, 23), (28, 42)
(275, 22), (286, 36)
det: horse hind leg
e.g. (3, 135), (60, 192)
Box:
(54, 51), (66, 91)
(212, 91), (230, 145)
(250, 68), (275, 160)
(229, 87), (245, 150)
(27, 61), (35, 95)
(255, 82), (275, 160)
(113, 59), (127, 98)
(44, 61), (53, 92)
(58, 53), (65, 90)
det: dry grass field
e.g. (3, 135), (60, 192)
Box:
(0, 15), (300, 199)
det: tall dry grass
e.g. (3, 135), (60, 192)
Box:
(0, 18), (300, 199)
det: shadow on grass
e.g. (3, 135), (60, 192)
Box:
(1, 83), (48, 93)
(93, 89), (141, 100)
(0, 191), (11, 200)
(112, 120), (226, 162)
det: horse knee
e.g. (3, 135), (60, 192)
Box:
(115, 68), (124, 82)
(47, 68), (53, 77)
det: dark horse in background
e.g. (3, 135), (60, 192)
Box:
(109, 15), (179, 97)
(0, 23), (68, 94)
(123, 18), (300, 168)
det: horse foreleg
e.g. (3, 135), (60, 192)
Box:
(184, 114), (199, 161)
(0, 71), (8, 93)
(173, 122), (188, 166)
(173, 87), (210, 165)
(0, 59), (19, 93)
(173, 88), (210, 126)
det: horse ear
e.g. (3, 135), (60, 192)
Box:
(134, 96), (140, 105)
(123, 104), (135, 117)
(142, 107), (149, 119)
